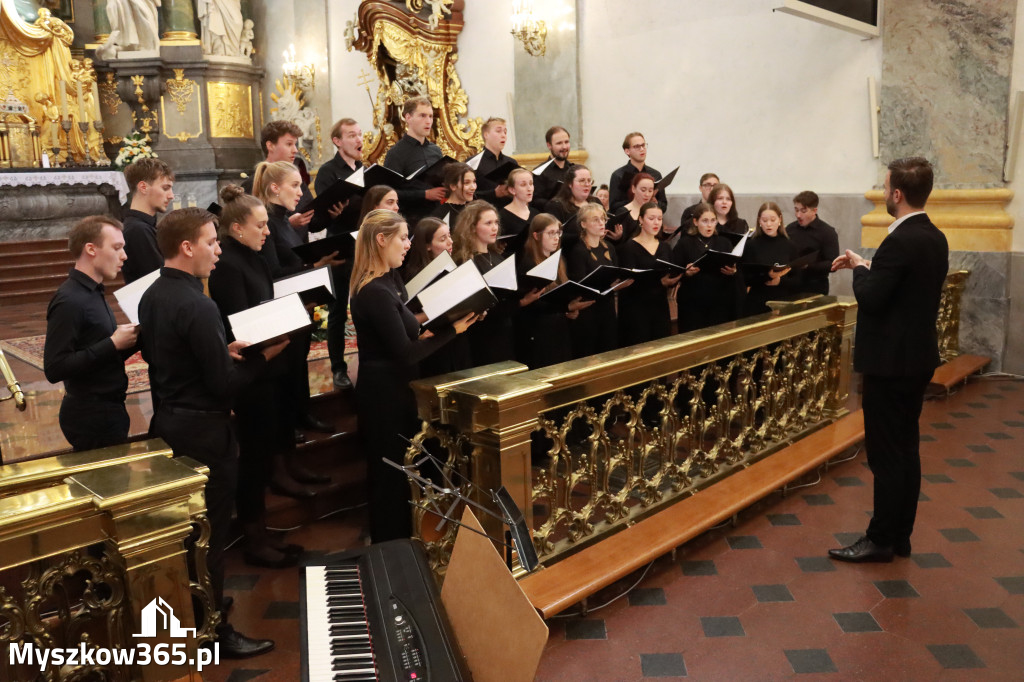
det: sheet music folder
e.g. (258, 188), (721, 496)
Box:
(272, 265), (335, 307)
(418, 260), (497, 332)
(291, 231), (356, 263)
(228, 293), (313, 355)
(113, 268), (160, 325)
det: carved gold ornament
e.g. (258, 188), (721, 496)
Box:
(349, 1), (482, 163)
(99, 72), (119, 115)
(165, 68), (196, 115)
(207, 81), (253, 138)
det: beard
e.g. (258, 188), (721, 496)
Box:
(885, 195), (896, 217)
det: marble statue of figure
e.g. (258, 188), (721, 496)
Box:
(197, 0), (245, 57)
(99, 0), (161, 58)
(240, 19), (255, 58)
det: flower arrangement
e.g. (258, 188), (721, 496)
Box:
(312, 304), (329, 341)
(113, 131), (158, 170)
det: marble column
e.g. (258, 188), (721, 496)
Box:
(161, 0), (199, 41)
(867, 0), (1017, 370)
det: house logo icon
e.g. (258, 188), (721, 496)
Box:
(134, 597), (196, 639)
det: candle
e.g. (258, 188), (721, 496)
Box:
(50, 118), (58, 148)
(91, 81), (101, 121)
(58, 81), (68, 119)
(75, 79), (84, 122)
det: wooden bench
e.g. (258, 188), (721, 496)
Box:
(929, 355), (990, 394)
(519, 410), (866, 618)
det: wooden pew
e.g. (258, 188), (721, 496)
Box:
(519, 410), (866, 619)
(929, 355), (990, 395)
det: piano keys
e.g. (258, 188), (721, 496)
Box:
(300, 539), (470, 682)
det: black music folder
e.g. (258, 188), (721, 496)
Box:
(229, 293), (313, 356)
(538, 280), (602, 307)
(408, 155), (459, 187)
(519, 250), (560, 292)
(206, 202), (222, 216)
(654, 166), (680, 194)
(483, 158), (519, 184)
(273, 266), (335, 307)
(296, 177), (364, 217)
(406, 250), (457, 301)
(741, 250), (819, 280)
(577, 264), (634, 292)
(417, 260), (497, 332)
(291, 231), (358, 264)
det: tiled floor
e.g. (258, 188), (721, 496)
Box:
(196, 378), (1024, 681)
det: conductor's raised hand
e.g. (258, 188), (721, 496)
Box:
(832, 249), (870, 271)
(453, 312), (479, 334)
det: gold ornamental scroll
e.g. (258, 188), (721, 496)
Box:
(207, 81), (253, 138)
(0, 2), (87, 162)
(350, 0), (482, 163)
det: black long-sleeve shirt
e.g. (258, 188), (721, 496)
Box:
(784, 216), (840, 295)
(208, 237), (274, 341)
(139, 267), (265, 412)
(314, 152), (364, 237)
(383, 134), (443, 222)
(609, 162), (667, 212)
(43, 268), (130, 400)
(532, 157), (570, 208)
(475, 148), (519, 206)
(122, 210), (162, 283)
(261, 203), (306, 278)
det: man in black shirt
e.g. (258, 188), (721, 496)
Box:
(787, 191), (840, 295)
(609, 132), (667, 211)
(383, 95), (447, 224)
(140, 207), (287, 658)
(680, 172), (720, 228)
(44, 215), (138, 451)
(122, 158), (174, 283)
(314, 117), (365, 390)
(532, 125), (572, 207)
(472, 116), (519, 206)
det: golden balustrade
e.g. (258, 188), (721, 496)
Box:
(0, 440), (215, 682)
(408, 296), (859, 572)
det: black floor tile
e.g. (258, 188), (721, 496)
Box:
(833, 611), (882, 633)
(927, 644), (986, 669)
(727, 535), (763, 550)
(796, 556), (836, 573)
(834, 532), (863, 547)
(963, 607), (1018, 629)
(752, 584), (794, 602)
(784, 649), (837, 674)
(767, 513), (801, 526)
(982, 393), (1005, 400)
(919, 434), (937, 442)
(681, 560), (717, 576)
(995, 576), (1024, 595)
(874, 580), (920, 598)
(262, 601), (299, 620)
(939, 527), (980, 542)
(911, 553), (952, 569)
(966, 402), (989, 409)
(965, 506), (1004, 519)
(223, 574), (261, 591)
(923, 473), (954, 484)
(802, 493), (834, 506)
(1010, 471), (1024, 481)
(949, 411), (972, 419)
(945, 458), (975, 467)
(640, 653), (686, 677)
(919, 491), (931, 501)
(931, 422), (955, 430)
(834, 476), (864, 487)
(224, 671), (270, 682)
(968, 443), (994, 454)
(990, 487), (1023, 499)
(986, 432), (1012, 440)
(628, 587), (667, 606)
(565, 619), (606, 640)
(1004, 420), (1024, 427)
(701, 616), (745, 637)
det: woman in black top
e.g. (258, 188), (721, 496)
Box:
(742, 202), (798, 316)
(207, 184), (304, 568)
(350, 209), (476, 542)
(515, 214), (592, 368)
(673, 202), (739, 332)
(452, 200), (519, 366)
(709, 183), (749, 236)
(616, 202), (682, 346)
(608, 172), (656, 246)
(543, 164), (597, 251)
(359, 185), (400, 222)
(499, 168), (537, 255)
(566, 203), (623, 357)
(431, 162), (476, 222)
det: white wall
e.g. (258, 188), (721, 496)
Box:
(578, 0), (883, 194)
(326, 0), (376, 132)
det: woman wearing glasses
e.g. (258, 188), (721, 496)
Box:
(543, 164), (598, 251)
(566, 203), (625, 357)
(607, 172), (657, 246)
(616, 202), (681, 346)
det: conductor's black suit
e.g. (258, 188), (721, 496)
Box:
(852, 212), (948, 549)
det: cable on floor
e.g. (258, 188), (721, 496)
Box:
(549, 560), (657, 620)
(267, 502), (368, 532)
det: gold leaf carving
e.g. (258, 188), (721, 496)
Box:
(207, 82), (253, 138)
(100, 72), (120, 115)
(165, 69), (196, 116)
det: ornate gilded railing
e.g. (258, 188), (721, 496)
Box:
(0, 441), (214, 682)
(407, 297), (858, 572)
(937, 270), (969, 362)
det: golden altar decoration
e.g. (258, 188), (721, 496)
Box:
(0, 1), (93, 164)
(348, 0), (483, 163)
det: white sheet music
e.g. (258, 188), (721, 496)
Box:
(731, 232), (749, 256)
(273, 266), (334, 300)
(418, 260), (489, 321)
(113, 268), (160, 325)
(406, 250), (457, 300)
(346, 165), (367, 188)
(466, 151), (484, 170)
(526, 249), (561, 282)
(532, 158), (554, 175)
(482, 254), (517, 290)
(228, 293), (310, 345)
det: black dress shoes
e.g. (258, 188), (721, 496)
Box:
(828, 536), (894, 563)
(301, 414), (334, 433)
(288, 461), (331, 485)
(333, 371), (353, 390)
(216, 625), (274, 659)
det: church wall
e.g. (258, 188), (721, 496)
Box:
(1001, 0), (1024, 373)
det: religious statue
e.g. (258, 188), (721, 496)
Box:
(34, 92), (61, 151)
(197, 0), (245, 57)
(240, 19), (255, 58)
(98, 0), (161, 59)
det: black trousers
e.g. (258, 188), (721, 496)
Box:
(862, 373), (931, 547)
(289, 330), (313, 421)
(326, 261), (352, 375)
(234, 376), (292, 523)
(151, 408), (237, 614)
(59, 393), (130, 451)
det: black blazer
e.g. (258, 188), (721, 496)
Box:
(852, 213), (949, 377)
